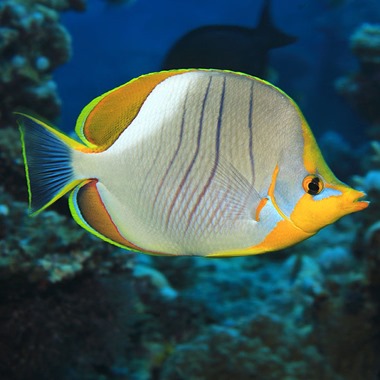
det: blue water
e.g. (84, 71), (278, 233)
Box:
(55, 0), (379, 144)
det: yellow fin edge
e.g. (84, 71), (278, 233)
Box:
(68, 181), (141, 252)
(74, 69), (199, 150)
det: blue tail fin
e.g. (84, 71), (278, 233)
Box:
(17, 113), (84, 214)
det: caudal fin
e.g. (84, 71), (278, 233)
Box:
(17, 113), (84, 215)
(256, 0), (297, 49)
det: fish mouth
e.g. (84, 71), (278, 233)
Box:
(352, 191), (370, 210)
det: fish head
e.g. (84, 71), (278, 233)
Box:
(284, 123), (369, 233)
(289, 174), (369, 234)
(266, 114), (369, 236)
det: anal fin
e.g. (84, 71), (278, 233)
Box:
(69, 180), (142, 251)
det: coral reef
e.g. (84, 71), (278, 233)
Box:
(353, 172), (380, 284)
(0, 0), (85, 127)
(352, 142), (380, 232)
(160, 322), (334, 380)
(0, 274), (134, 380)
(0, 127), (27, 203)
(351, 23), (380, 73)
(335, 23), (380, 138)
(0, 183), (134, 283)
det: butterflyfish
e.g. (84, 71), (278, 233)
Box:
(17, 69), (369, 257)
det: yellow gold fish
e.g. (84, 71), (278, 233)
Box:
(17, 69), (369, 257)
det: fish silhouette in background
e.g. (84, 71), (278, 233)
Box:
(162, 0), (297, 78)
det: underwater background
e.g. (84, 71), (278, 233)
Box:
(1, 0), (380, 379)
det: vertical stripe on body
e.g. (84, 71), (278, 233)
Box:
(140, 117), (167, 191)
(231, 80), (256, 221)
(248, 81), (255, 185)
(152, 89), (189, 210)
(186, 76), (227, 231)
(165, 76), (213, 229)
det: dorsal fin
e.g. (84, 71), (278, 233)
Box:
(255, 0), (297, 48)
(75, 69), (195, 151)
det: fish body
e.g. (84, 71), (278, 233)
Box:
(18, 69), (368, 257)
(162, 0), (297, 78)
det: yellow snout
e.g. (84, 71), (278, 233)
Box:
(290, 184), (369, 234)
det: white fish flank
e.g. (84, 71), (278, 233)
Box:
(73, 71), (305, 255)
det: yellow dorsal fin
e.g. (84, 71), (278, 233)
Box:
(75, 69), (195, 150)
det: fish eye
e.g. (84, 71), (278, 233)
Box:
(302, 175), (324, 195)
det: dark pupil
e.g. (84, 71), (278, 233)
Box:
(308, 178), (320, 195)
